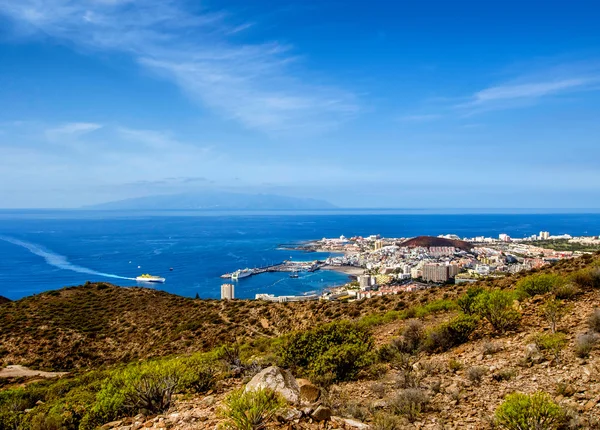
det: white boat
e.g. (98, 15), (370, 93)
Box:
(136, 274), (166, 283)
(231, 268), (252, 280)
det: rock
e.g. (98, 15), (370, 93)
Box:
(245, 366), (300, 404)
(524, 343), (544, 364)
(102, 421), (123, 429)
(277, 408), (303, 422)
(311, 405), (332, 421)
(203, 395), (216, 406)
(301, 405), (314, 416)
(584, 398), (598, 411)
(297, 378), (321, 403)
(341, 417), (370, 429)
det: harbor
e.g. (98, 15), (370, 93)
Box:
(220, 260), (323, 280)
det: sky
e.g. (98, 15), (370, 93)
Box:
(0, 0), (599, 209)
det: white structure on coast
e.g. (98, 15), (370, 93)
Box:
(255, 293), (319, 303)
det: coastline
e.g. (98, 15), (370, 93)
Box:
(320, 264), (364, 277)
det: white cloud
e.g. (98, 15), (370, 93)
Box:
(472, 77), (596, 104)
(45, 122), (102, 141)
(0, 0), (358, 134)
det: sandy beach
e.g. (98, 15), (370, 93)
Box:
(321, 264), (364, 276)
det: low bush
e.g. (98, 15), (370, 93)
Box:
(552, 282), (580, 300)
(570, 267), (600, 289)
(447, 359), (462, 373)
(474, 290), (521, 333)
(457, 286), (485, 315)
(531, 333), (567, 362)
(492, 368), (517, 382)
(495, 392), (564, 430)
(422, 314), (478, 353)
(395, 319), (425, 354)
(466, 366), (487, 385)
(372, 412), (402, 430)
(390, 388), (429, 423)
(482, 341), (503, 355)
(516, 274), (564, 298)
(218, 388), (284, 430)
(542, 299), (565, 333)
(280, 321), (375, 383)
(588, 309), (600, 333)
(574, 333), (597, 358)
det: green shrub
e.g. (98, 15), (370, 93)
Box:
(422, 314), (478, 353)
(457, 286), (485, 315)
(570, 267), (600, 289)
(531, 333), (567, 362)
(414, 299), (456, 317)
(218, 388), (284, 430)
(372, 412), (402, 430)
(495, 392), (564, 429)
(492, 368), (517, 382)
(516, 274), (564, 297)
(281, 321), (375, 382)
(474, 290), (521, 333)
(542, 299), (566, 333)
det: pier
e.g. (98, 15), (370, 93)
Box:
(220, 260), (322, 279)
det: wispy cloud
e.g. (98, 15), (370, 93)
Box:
(469, 77), (597, 105)
(45, 122), (102, 141)
(398, 114), (442, 122)
(455, 62), (600, 113)
(0, 0), (357, 134)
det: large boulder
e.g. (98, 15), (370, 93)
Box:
(296, 378), (321, 403)
(245, 366), (300, 404)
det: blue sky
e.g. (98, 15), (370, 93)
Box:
(0, 0), (599, 208)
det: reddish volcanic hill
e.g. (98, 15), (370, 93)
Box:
(400, 235), (472, 251)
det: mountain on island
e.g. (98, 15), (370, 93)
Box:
(400, 235), (472, 251)
(85, 191), (336, 210)
(0, 296), (10, 305)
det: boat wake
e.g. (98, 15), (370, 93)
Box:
(0, 236), (135, 281)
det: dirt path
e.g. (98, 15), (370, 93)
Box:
(0, 365), (67, 378)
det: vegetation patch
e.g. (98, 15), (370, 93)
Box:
(495, 392), (564, 430)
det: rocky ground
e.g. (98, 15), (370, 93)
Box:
(102, 288), (600, 429)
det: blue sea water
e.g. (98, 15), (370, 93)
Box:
(0, 210), (599, 301)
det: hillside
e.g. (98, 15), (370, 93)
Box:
(0, 283), (426, 371)
(0, 296), (10, 305)
(85, 191), (336, 210)
(400, 235), (473, 251)
(1, 253), (600, 430)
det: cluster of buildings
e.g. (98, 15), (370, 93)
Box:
(221, 230), (598, 302)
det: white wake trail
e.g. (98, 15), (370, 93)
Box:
(0, 236), (135, 281)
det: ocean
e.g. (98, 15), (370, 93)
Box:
(0, 210), (599, 301)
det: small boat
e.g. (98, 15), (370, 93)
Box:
(289, 271), (299, 279)
(136, 274), (166, 283)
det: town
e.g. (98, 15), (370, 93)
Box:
(221, 231), (600, 302)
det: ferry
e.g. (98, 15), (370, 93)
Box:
(136, 274), (166, 283)
(231, 268), (252, 280)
